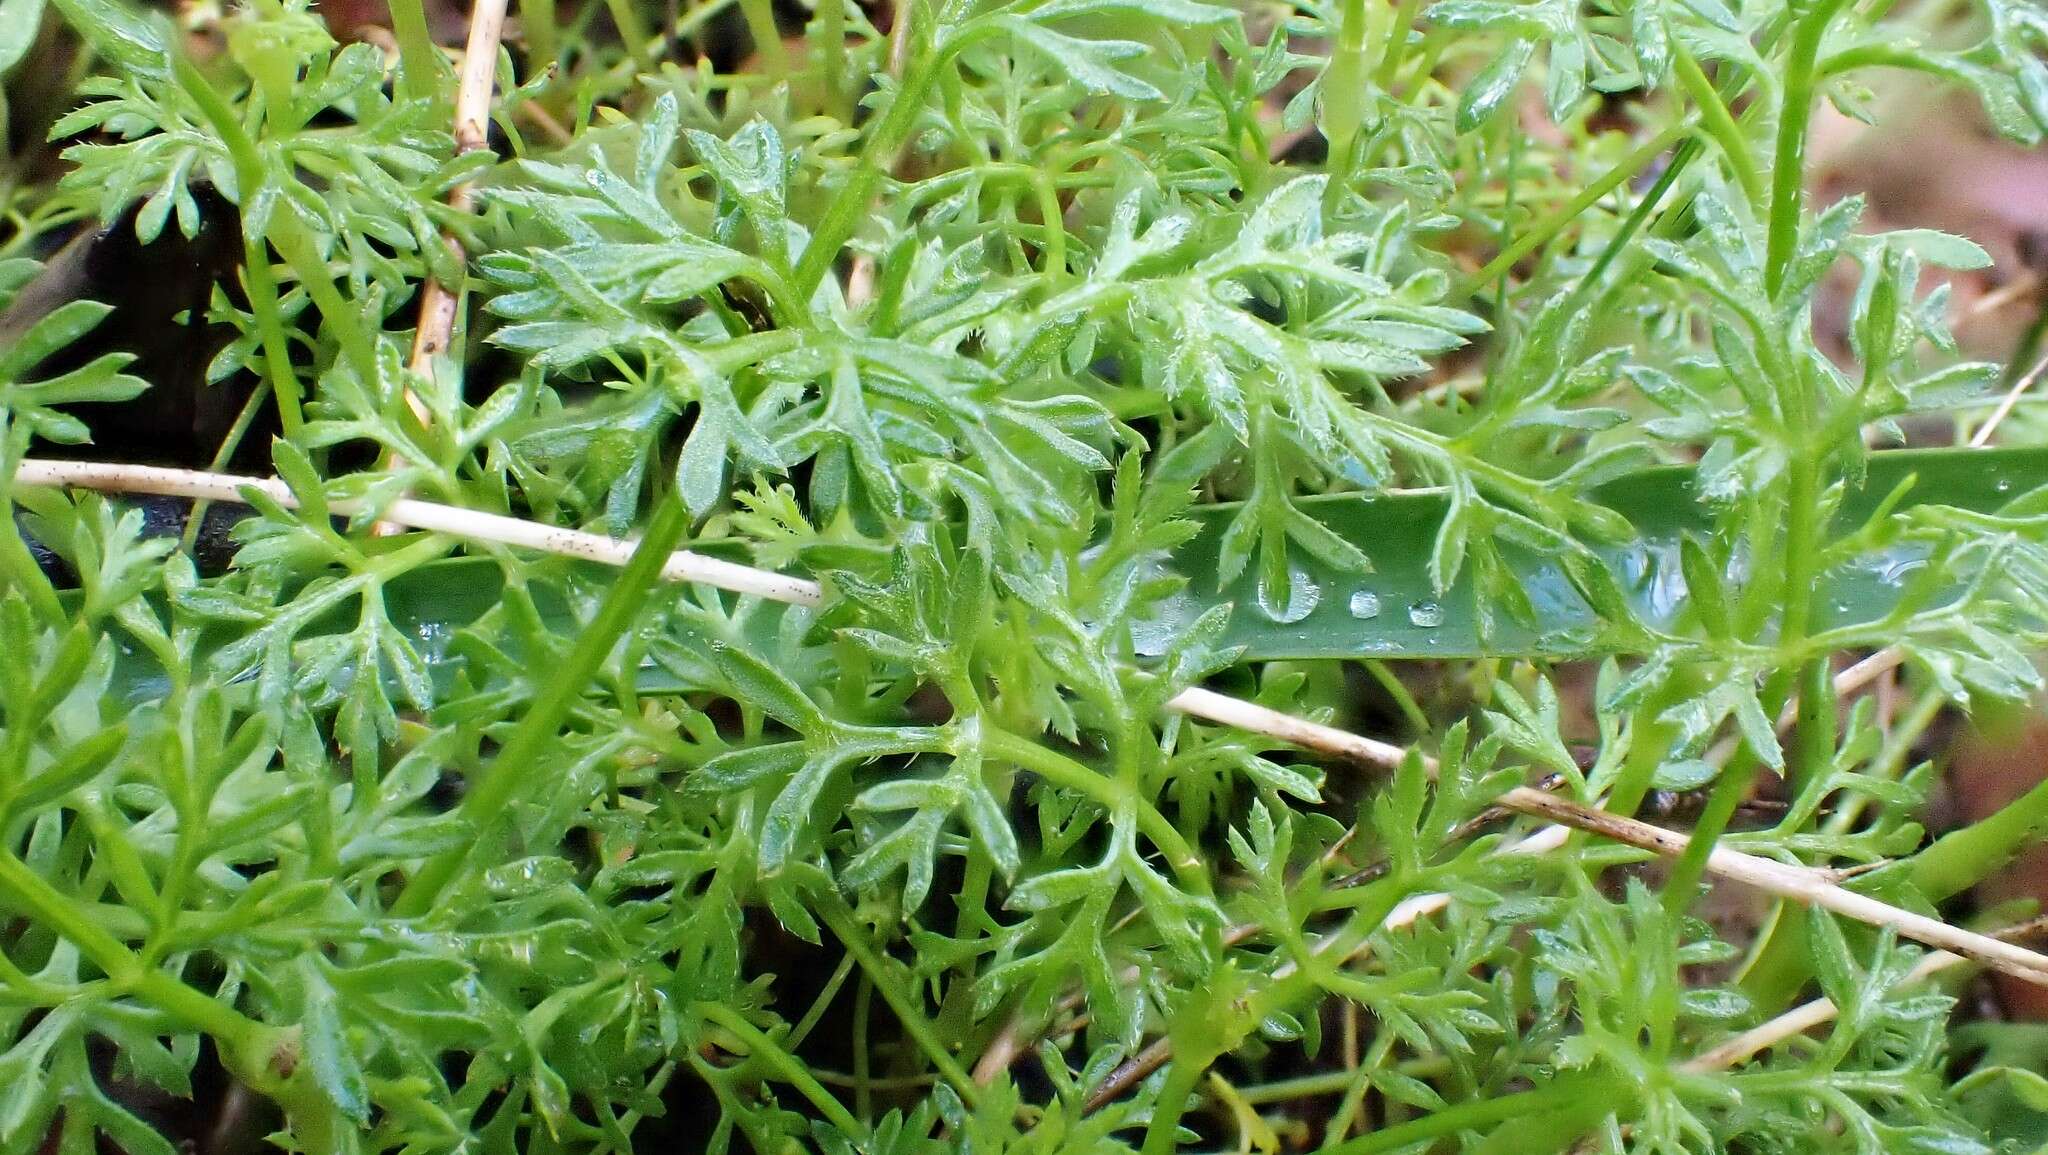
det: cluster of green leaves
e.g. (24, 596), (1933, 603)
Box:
(8, 0), (2048, 1150)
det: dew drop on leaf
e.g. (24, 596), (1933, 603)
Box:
(1257, 567), (1321, 624)
(1880, 558), (1927, 587)
(1348, 589), (1381, 619)
(1407, 600), (1444, 628)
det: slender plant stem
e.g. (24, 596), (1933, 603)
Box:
(696, 1001), (866, 1135)
(815, 0), (848, 120)
(601, 0), (654, 58)
(1461, 119), (1693, 295)
(178, 376), (275, 554)
(21, 460), (2048, 986)
(1142, 1055), (1211, 1155)
(1763, 0), (1855, 296)
(173, 52), (381, 386)
(1320, 1077), (1611, 1154)
(813, 894), (982, 1109)
(238, 237), (304, 438)
(852, 973), (874, 1122)
(792, 60), (935, 294)
(785, 952), (857, 1050)
(168, 55), (304, 437)
(1911, 775), (2048, 902)
(1365, 659), (1430, 735)
(1319, 0), (1376, 199)
(392, 493), (697, 915)
(0, 851), (272, 1060)
(1373, 0), (1423, 89)
(0, 467), (62, 624)
(1672, 44), (1763, 206)
(268, 224), (381, 388)
(523, 0), (560, 72)
(738, 0), (789, 74)
(385, 0), (443, 103)
(1663, 443), (1825, 914)
(983, 727), (1209, 891)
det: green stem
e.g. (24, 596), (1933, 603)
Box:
(1141, 1055), (1211, 1155)
(1817, 42), (1952, 80)
(1763, 0), (1855, 297)
(602, 0), (655, 58)
(739, 0), (790, 75)
(696, 1002), (866, 1135)
(816, 0), (848, 120)
(1372, 0), (1423, 90)
(1824, 686), (1943, 834)
(851, 974), (874, 1123)
(385, 0), (442, 103)
(1603, 677), (1688, 818)
(1365, 660), (1429, 736)
(392, 493), (696, 916)
(1320, 1078), (1608, 1155)
(180, 376), (276, 554)
(269, 224), (381, 388)
(0, 851), (273, 1058)
(982, 728), (1209, 893)
(1663, 453), (1824, 915)
(791, 52), (935, 295)
(523, 0), (560, 73)
(1460, 119), (1693, 296)
(1790, 648), (1835, 796)
(173, 51), (381, 390)
(785, 953), (856, 1050)
(240, 237), (305, 438)
(1672, 44), (1763, 207)
(1033, 172), (1066, 281)
(1319, 0), (1376, 198)
(0, 483), (63, 626)
(813, 894), (982, 1109)
(1910, 773), (2048, 902)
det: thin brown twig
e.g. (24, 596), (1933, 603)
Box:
(372, 0), (511, 538)
(406, 0), (510, 394)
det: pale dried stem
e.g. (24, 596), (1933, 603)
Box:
(406, 0), (509, 390)
(1682, 916), (2048, 1073)
(1961, 269), (2042, 326)
(1073, 825), (1571, 1109)
(17, 460), (2048, 1050)
(11, 460), (823, 605)
(1162, 687), (2048, 983)
(1970, 346), (2048, 448)
(1682, 951), (1960, 1073)
(374, 0), (510, 536)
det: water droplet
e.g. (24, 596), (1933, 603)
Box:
(1878, 558), (1927, 587)
(1996, 478), (2014, 494)
(1407, 600), (1444, 628)
(1256, 567), (1321, 624)
(413, 618), (453, 660)
(1348, 589), (1382, 619)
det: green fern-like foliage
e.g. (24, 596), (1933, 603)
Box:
(5, 0), (2048, 1149)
